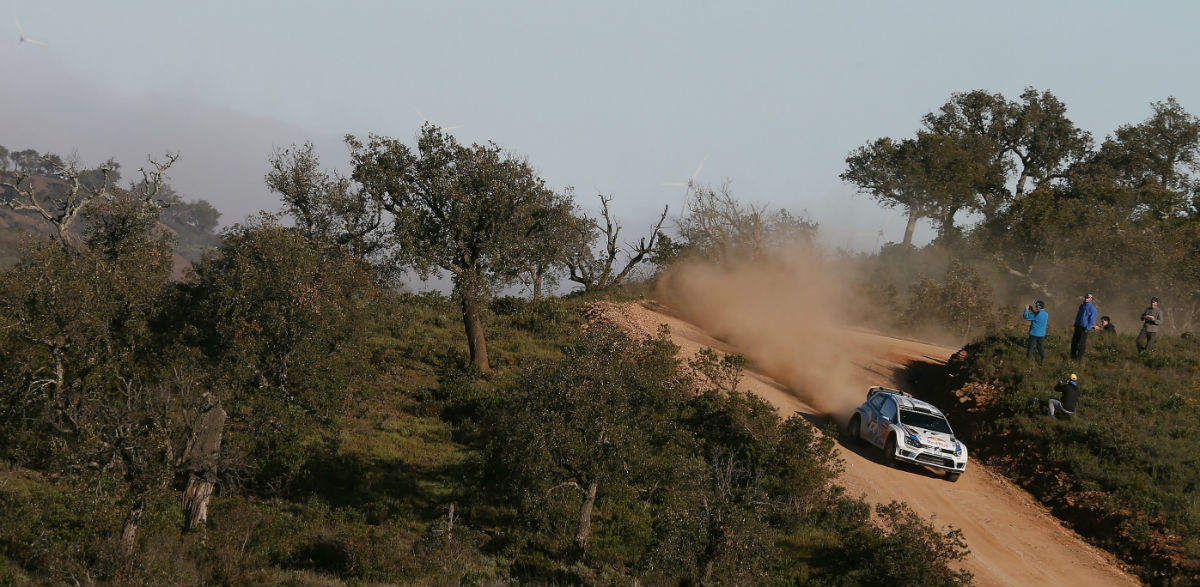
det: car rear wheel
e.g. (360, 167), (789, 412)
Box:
(883, 435), (899, 467)
(847, 414), (862, 444)
(946, 472), (961, 482)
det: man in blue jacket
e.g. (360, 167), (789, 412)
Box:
(1023, 300), (1048, 361)
(1071, 293), (1098, 360)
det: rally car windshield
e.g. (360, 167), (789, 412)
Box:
(899, 409), (952, 434)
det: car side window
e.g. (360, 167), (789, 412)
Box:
(880, 398), (897, 421)
(869, 394), (885, 412)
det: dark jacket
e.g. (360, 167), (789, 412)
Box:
(1054, 380), (1080, 412)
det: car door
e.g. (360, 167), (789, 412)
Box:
(873, 397), (897, 448)
(864, 393), (888, 448)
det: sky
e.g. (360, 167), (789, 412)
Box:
(2, 0), (1199, 253)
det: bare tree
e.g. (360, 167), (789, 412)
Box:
(677, 183), (817, 261)
(0, 152), (178, 246)
(564, 194), (668, 292)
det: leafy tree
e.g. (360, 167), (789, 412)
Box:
(267, 141), (389, 265)
(0, 145), (9, 171)
(162, 198), (222, 234)
(842, 136), (978, 246)
(814, 501), (972, 587)
(78, 157), (121, 191)
(1087, 96), (1200, 220)
(348, 125), (565, 372)
(513, 187), (576, 299)
(182, 215), (376, 494)
(484, 324), (691, 553)
(0, 190), (189, 554)
(924, 88), (1091, 208)
(904, 259), (996, 344)
(563, 194), (668, 293)
(9, 149), (40, 173)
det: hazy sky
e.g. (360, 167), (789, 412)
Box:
(2, 0), (1198, 251)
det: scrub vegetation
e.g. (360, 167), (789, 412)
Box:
(1, 84), (1199, 585)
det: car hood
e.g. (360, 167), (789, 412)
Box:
(902, 425), (961, 450)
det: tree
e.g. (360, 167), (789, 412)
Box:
(924, 88), (1091, 210)
(348, 125), (565, 372)
(183, 215), (375, 493)
(484, 324), (692, 553)
(162, 198), (222, 234)
(1088, 96), (1200, 220)
(0, 190), (190, 555)
(676, 183), (818, 262)
(512, 187), (576, 299)
(903, 258), (996, 344)
(0, 145), (9, 171)
(1, 153), (176, 245)
(9, 149), (40, 173)
(842, 135), (985, 246)
(267, 142), (389, 264)
(563, 194), (668, 292)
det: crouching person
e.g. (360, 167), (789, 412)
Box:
(1049, 374), (1081, 418)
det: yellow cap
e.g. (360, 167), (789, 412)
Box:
(1069, 373), (1078, 381)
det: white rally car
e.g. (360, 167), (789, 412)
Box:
(846, 386), (968, 482)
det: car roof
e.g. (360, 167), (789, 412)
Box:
(868, 386), (946, 417)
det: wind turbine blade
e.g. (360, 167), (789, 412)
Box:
(690, 155), (708, 181)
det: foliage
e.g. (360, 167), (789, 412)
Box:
(181, 215), (377, 494)
(924, 330), (1200, 586)
(348, 125), (571, 371)
(266, 141), (390, 268)
(811, 501), (972, 587)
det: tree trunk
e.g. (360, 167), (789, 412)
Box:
(460, 288), (491, 373)
(574, 479), (599, 551)
(180, 393), (226, 532)
(531, 265), (544, 301)
(183, 474), (216, 531)
(120, 500), (144, 555)
(903, 209), (919, 247)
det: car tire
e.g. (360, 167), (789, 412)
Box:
(847, 414), (862, 444)
(883, 435), (899, 468)
(946, 472), (961, 482)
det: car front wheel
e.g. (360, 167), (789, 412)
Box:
(946, 472), (961, 482)
(883, 435), (899, 468)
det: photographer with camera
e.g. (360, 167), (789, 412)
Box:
(1023, 300), (1048, 361)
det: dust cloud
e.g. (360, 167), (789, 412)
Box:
(654, 245), (879, 419)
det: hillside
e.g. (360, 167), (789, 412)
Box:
(603, 299), (1141, 587)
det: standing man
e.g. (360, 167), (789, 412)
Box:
(1023, 300), (1048, 361)
(1049, 373), (1081, 418)
(1137, 297), (1163, 353)
(1071, 293), (1097, 360)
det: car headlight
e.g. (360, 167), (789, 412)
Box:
(904, 434), (923, 448)
(954, 442), (962, 456)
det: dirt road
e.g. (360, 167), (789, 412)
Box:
(604, 300), (1140, 587)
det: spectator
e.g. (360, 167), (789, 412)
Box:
(1023, 300), (1048, 361)
(1094, 315), (1115, 334)
(1070, 293), (1097, 360)
(1049, 373), (1081, 418)
(1137, 297), (1163, 353)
